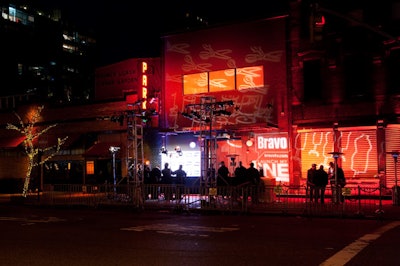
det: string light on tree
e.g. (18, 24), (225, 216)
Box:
(6, 105), (68, 197)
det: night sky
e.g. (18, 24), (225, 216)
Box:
(28, 0), (289, 66)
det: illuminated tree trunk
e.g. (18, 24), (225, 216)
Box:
(6, 106), (67, 197)
(22, 160), (34, 197)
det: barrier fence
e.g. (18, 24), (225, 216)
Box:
(13, 183), (391, 219)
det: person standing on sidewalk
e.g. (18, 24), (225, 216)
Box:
(172, 164), (187, 201)
(161, 163), (173, 200)
(217, 161), (230, 186)
(234, 161), (247, 186)
(315, 165), (329, 203)
(307, 164), (317, 202)
(247, 162), (261, 203)
(172, 164), (187, 185)
(336, 165), (346, 203)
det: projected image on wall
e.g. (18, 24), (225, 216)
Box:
(183, 72), (208, 95)
(209, 69), (235, 92)
(298, 130), (378, 180)
(236, 66), (264, 90)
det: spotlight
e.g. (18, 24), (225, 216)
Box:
(175, 146), (183, 156)
(246, 139), (253, 147)
(160, 146), (168, 154)
(109, 146), (120, 153)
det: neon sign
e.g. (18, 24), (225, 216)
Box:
(141, 62), (147, 110)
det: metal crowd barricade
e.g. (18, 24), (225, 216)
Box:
(32, 182), (389, 219)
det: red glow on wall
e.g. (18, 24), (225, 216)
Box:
(163, 18), (286, 131)
(315, 15), (325, 27)
(297, 129), (378, 181)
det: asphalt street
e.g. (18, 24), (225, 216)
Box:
(0, 204), (400, 266)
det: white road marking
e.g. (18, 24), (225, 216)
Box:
(0, 216), (66, 224)
(121, 223), (239, 237)
(320, 221), (400, 266)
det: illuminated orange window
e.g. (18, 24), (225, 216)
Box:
(183, 72), (208, 95)
(236, 66), (264, 90)
(86, 161), (94, 175)
(209, 69), (235, 92)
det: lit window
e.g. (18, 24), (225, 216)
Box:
(86, 161), (94, 175)
(236, 66), (264, 90)
(183, 72), (208, 95)
(209, 69), (235, 92)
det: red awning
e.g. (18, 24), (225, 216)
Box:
(37, 133), (81, 149)
(84, 142), (122, 158)
(0, 136), (26, 148)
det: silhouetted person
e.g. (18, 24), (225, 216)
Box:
(315, 165), (328, 203)
(328, 161), (335, 185)
(217, 161), (229, 186)
(150, 166), (161, 184)
(173, 164), (187, 185)
(307, 164), (317, 202)
(234, 161), (247, 186)
(161, 163), (173, 185)
(336, 165), (346, 203)
(173, 164), (187, 200)
(329, 162), (346, 203)
(161, 163), (173, 200)
(247, 162), (261, 203)
(143, 165), (151, 184)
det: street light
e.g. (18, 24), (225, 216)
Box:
(387, 151), (399, 206)
(109, 146), (120, 197)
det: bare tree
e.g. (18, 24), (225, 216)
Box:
(6, 105), (68, 197)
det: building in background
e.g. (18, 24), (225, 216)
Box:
(0, 2), (97, 105)
(0, 1), (400, 192)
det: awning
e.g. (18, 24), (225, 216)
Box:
(84, 142), (122, 158)
(37, 133), (82, 149)
(0, 136), (26, 148)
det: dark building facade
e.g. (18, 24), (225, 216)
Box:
(0, 2), (96, 105)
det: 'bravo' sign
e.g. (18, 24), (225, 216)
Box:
(256, 133), (290, 182)
(257, 136), (288, 150)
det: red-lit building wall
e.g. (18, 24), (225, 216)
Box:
(162, 17), (288, 131)
(95, 58), (161, 102)
(295, 128), (379, 185)
(162, 17), (291, 182)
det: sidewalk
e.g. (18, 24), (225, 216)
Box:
(1, 192), (400, 220)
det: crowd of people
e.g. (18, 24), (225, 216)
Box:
(217, 161), (262, 187)
(143, 163), (187, 185)
(307, 161), (346, 203)
(142, 160), (347, 204)
(141, 158), (351, 205)
(142, 163), (187, 201)
(143, 160), (263, 190)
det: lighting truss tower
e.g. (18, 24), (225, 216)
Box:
(182, 96), (235, 194)
(126, 104), (144, 186)
(199, 96), (218, 189)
